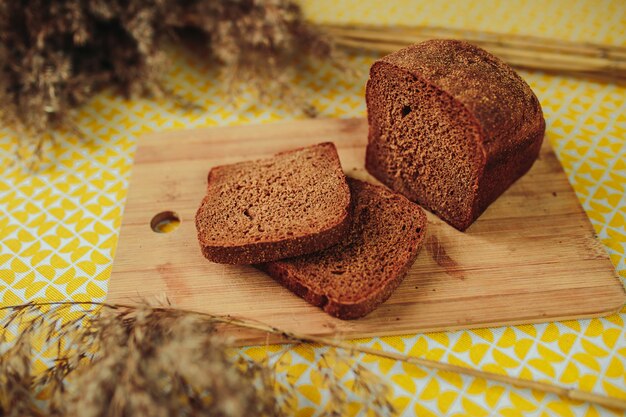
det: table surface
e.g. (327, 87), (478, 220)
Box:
(1, 1), (625, 416)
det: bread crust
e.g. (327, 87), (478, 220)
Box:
(365, 40), (545, 230)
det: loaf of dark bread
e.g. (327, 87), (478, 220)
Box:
(195, 143), (351, 264)
(365, 39), (545, 230)
(259, 178), (427, 319)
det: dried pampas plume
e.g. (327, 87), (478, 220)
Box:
(0, 0), (337, 145)
(0, 301), (394, 417)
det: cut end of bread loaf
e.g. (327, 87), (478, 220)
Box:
(259, 178), (428, 320)
(365, 39), (545, 231)
(195, 142), (351, 264)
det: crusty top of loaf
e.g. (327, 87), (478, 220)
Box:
(379, 39), (544, 160)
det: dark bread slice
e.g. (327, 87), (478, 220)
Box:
(259, 178), (427, 319)
(195, 143), (351, 264)
(365, 39), (545, 231)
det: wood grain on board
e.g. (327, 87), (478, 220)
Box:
(107, 118), (625, 345)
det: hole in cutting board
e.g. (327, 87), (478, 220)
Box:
(151, 211), (180, 233)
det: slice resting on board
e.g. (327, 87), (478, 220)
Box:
(195, 142), (351, 264)
(260, 178), (428, 319)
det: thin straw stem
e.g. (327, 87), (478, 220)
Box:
(321, 24), (626, 83)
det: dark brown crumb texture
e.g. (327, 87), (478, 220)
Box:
(365, 39), (545, 231)
(259, 178), (428, 320)
(195, 142), (351, 264)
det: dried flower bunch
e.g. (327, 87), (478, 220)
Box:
(0, 0), (335, 139)
(0, 301), (394, 417)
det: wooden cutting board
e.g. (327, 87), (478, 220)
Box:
(108, 118), (625, 345)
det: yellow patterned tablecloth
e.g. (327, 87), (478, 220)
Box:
(1, 1), (625, 416)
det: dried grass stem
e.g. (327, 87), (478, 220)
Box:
(322, 24), (626, 84)
(2, 300), (625, 412)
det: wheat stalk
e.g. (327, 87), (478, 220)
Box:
(321, 23), (626, 84)
(0, 301), (394, 417)
(2, 301), (625, 412)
